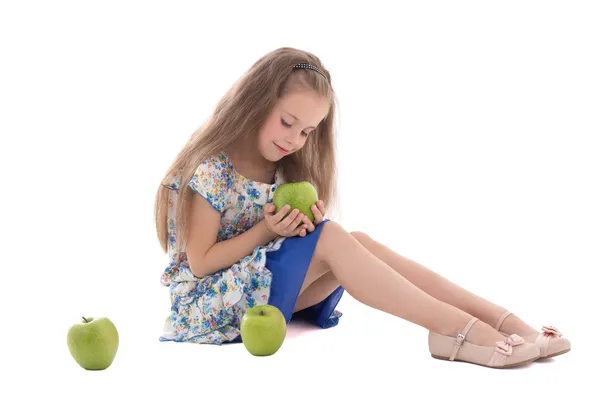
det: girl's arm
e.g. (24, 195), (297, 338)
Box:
(186, 194), (279, 278)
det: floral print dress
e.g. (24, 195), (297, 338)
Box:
(159, 152), (288, 344)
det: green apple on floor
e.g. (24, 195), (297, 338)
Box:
(240, 304), (287, 356)
(273, 181), (318, 223)
(67, 317), (119, 370)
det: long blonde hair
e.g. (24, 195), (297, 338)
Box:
(154, 47), (340, 253)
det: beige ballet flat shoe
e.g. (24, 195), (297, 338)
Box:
(494, 311), (571, 358)
(429, 317), (540, 368)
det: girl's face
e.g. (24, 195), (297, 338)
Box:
(257, 89), (330, 161)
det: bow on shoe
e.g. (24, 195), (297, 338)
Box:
(542, 325), (562, 337)
(495, 334), (525, 356)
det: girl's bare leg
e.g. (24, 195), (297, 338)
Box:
(294, 271), (339, 313)
(301, 221), (508, 346)
(348, 231), (538, 336)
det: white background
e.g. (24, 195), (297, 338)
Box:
(1, 1), (598, 398)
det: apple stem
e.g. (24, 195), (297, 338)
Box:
(82, 317), (89, 323)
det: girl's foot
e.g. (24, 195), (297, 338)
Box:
(429, 317), (540, 368)
(436, 313), (509, 347)
(494, 311), (538, 337)
(495, 311), (571, 358)
(456, 317), (509, 347)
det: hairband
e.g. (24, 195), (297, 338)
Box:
(293, 62), (329, 82)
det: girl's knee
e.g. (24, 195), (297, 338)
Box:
(321, 221), (370, 243)
(350, 231), (371, 243)
(321, 220), (344, 237)
(312, 221), (343, 267)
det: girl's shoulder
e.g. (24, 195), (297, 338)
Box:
(186, 153), (234, 212)
(195, 152), (234, 181)
(161, 152), (233, 193)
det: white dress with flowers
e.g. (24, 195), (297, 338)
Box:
(159, 152), (288, 344)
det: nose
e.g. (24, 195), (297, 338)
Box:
(284, 129), (303, 147)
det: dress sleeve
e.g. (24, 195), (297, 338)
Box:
(187, 155), (232, 212)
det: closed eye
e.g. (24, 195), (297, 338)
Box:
(281, 118), (310, 136)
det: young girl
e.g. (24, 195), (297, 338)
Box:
(154, 47), (570, 368)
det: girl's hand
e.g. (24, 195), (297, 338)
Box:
(263, 204), (310, 237)
(303, 200), (326, 233)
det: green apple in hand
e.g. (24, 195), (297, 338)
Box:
(240, 304), (286, 356)
(273, 181), (318, 223)
(67, 317), (119, 370)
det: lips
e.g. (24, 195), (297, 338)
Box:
(274, 143), (290, 153)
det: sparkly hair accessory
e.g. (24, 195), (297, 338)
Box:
(293, 62), (329, 82)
